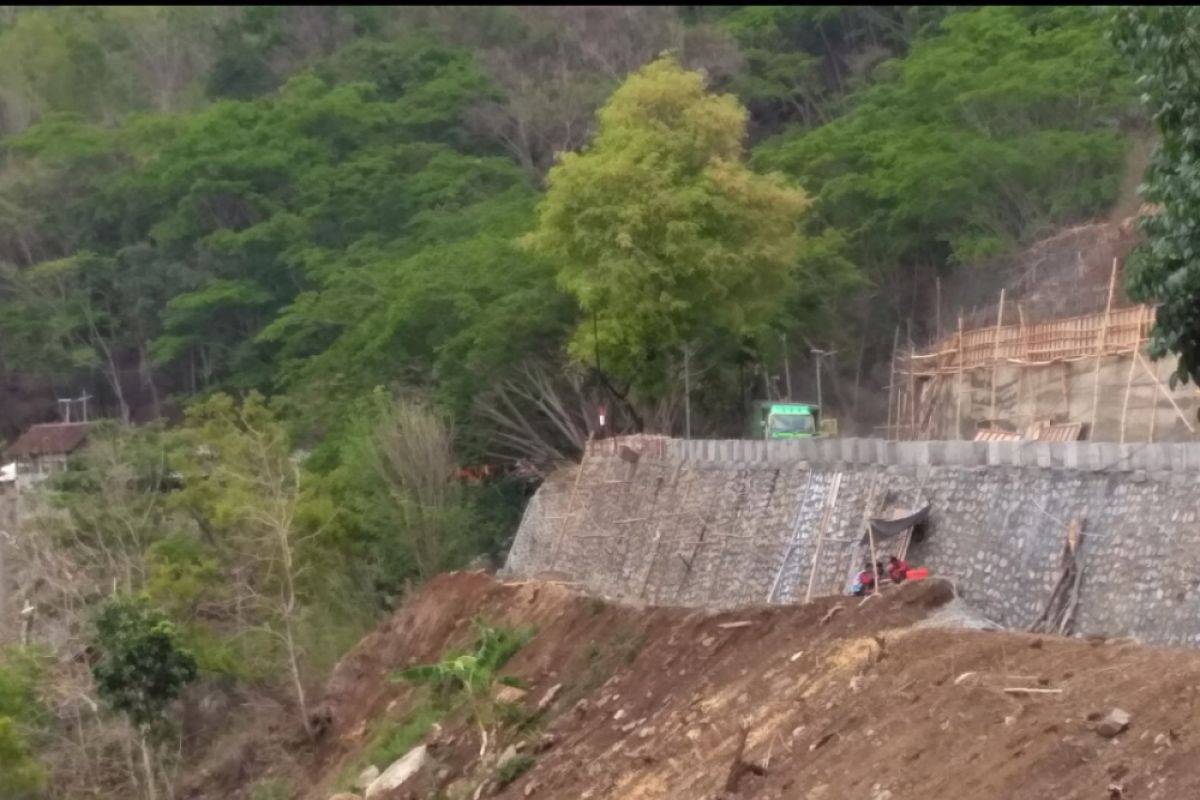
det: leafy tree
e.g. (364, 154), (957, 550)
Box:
(719, 6), (956, 136)
(93, 596), (198, 729)
(0, 649), (47, 799)
(523, 55), (812, 407)
(1111, 7), (1200, 386)
(93, 596), (198, 800)
(756, 6), (1134, 271)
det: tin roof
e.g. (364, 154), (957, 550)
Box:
(6, 422), (91, 458)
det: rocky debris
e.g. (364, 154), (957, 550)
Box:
(535, 732), (560, 753)
(353, 765), (380, 791)
(365, 745), (429, 799)
(524, 780), (540, 797)
(572, 699), (591, 717)
(537, 683), (563, 713)
(329, 794), (361, 800)
(1094, 709), (1132, 739)
(495, 685), (529, 705)
(612, 709), (627, 722)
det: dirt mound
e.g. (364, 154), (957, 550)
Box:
(257, 572), (1200, 800)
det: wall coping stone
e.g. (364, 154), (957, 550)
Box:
(648, 436), (1200, 473)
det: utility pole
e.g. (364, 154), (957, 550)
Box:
(781, 333), (792, 400)
(78, 392), (92, 423)
(811, 348), (838, 411)
(683, 343), (692, 440)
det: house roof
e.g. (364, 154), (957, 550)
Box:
(6, 422), (91, 458)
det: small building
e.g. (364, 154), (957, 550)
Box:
(5, 422), (91, 486)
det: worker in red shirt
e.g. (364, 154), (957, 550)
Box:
(853, 563), (877, 596)
(888, 555), (910, 584)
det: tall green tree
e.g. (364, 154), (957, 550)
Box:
(1112, 7), (1200, 385)
(523, 55), (812, 407)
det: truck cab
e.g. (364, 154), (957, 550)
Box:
(764, 403), (820, 439)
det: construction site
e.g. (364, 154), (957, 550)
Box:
(888, 217), (1200, 444)
(257, 213), (1200, 800)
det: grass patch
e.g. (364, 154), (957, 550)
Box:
(364, 703), (442, 769)
(495, 754), (535, 788)
(336, 700), (443, 790)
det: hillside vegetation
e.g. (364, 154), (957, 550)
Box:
(0, 6), (1176, 799)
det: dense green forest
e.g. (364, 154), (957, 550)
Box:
(0, 6), (1173, 798)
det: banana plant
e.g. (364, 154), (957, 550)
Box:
(392, 618), (533, 759)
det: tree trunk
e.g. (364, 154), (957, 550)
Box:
(140, 729), (158, 800)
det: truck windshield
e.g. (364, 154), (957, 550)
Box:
(767, 414), (814, 435)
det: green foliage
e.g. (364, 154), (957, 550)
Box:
(364, 704), (441, 770)
(524, 55), (813, 400)
(0, 648), (47, 799)
(1111, 7), (1200, 386)
(391, 618), (533, 753)
(496, 754), (535, 787)
(92, 596), (199, 733)
(756, 6), (1135, 270)
(0, 717), (46, 799)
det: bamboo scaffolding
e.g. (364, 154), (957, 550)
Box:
(906, 304), (1155, 376)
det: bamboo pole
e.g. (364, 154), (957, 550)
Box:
(766, 472), (814, 603)
(1119, 347), (1138, 443)
(989, 289), (1006, 423)
(887, 325), (899, 441)
(1148, 342), (1159, 443)
(1018, 303), (1028, 432)
(908, 320), (916, 440)
(1089, 258), (1119, 436)
(1137, 350), (1195, 433)
(955, 313), (965, 439)
(804, 473), (843, 603)
(549, 441), (591, 569)
(1119, 306), (1147, 444)
(867, 523), (881, 596)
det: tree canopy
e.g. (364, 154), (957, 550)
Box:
(1112, 6), (1200, 386)
(524, 56), (814, 400)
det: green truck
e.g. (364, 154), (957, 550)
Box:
(750, 402), (835, 439)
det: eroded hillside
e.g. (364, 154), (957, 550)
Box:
(193, 572), (1200, 800)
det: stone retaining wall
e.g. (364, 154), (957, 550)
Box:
(506, 437), (1200, 647)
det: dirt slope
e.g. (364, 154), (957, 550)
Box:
(246, 572), (1200, 800)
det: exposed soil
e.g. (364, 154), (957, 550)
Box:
(204, 572), (1200, 800)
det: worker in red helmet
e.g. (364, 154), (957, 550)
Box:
(888, 555), (910, 584)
